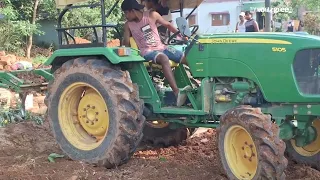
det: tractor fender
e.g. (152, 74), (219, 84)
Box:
(44, 47), (145, 67)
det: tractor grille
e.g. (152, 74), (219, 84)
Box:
(293, 48), (320, 95)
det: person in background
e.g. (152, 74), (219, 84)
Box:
(287, 20), (294, 32)
(244, 11), (259, 32)
(142, 0), (171, 43)
(235, 12), (246, 32)
(298, 19), (304, 31)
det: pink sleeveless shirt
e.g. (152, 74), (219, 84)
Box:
(127, 11), (165, 56)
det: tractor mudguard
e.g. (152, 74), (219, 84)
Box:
(44, 47), (145, 66)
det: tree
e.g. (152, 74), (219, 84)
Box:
(289, 0), (320, 34)
(26, 0), (40, 59)
(0, 0), (124, 56)
(0, 1), (41, 54)
(292, 0), (320, 11)
(0, 0), (56, 57)
(271, 0), (291, 22)
(303, 13), (320, 35)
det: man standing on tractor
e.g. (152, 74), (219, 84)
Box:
(121, 0), (191, 106)
(244, 11), (259, 32)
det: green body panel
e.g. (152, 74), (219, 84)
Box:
(44, 47), (145, 66)
(187, 33), (320, 103)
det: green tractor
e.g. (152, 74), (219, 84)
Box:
(6, 0), (320, 179)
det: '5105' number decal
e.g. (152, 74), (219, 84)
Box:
(272, 47), (286, 52)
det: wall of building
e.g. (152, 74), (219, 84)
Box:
(170, 0), (273, 34)
(34, 20), (59, 47)
(171, 0), (243, 34)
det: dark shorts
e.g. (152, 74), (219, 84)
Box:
(143, 46), (184, 64)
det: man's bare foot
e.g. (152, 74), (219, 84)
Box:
(176, 85), (193, 107)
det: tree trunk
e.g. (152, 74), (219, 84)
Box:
(26, 0), (39, 59)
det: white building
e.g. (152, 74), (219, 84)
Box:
(171, 0), (267, 34)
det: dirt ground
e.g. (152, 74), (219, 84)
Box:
(0, 121), (319, 180)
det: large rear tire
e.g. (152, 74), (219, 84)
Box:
(217, 106), (288, 180)
(285, 119), (320, 170)
(142, 121), (195, 147)
(45, 57), (145, 168)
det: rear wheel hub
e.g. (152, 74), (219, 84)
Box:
(78, 89), (109, 138)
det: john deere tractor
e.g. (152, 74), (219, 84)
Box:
(6, 0), (318, 179)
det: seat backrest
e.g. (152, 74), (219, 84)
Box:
(129, 37), (138, 49)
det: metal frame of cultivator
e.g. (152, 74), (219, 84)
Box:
(0, 68), (53, 117)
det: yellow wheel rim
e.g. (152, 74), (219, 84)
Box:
(58, 82), (109, 151)
(146, 120), (169, 128)
(224, 125), (258, 179)
(291, 120), (320, 156)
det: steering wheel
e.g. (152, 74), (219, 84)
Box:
(167, 25), (199, 45)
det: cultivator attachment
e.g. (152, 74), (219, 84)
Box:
(0, 68), (53, 118)
(0, 68), (52, 92)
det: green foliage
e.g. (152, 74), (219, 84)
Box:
(0, 0), (124, 54)
(0, 0), (44, 53)
(38, 0), (59, 21)
(291, 0), (320, 11)
(32, 55), (48, 65)
(303, 13), (320, 35)
(48, 153), (65, 162)
(0, 21), (24, 53)
(0, 97), (44, 128)
(271, 0), (292, 21)
(289, 0), (320, 34)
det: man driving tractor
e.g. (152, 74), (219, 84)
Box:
(121, 0), (191, 107)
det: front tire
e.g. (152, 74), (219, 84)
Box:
(217, 106), (288, 180)
(45, 57), (145, 168)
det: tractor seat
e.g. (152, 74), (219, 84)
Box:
(129, 37), (179, 68)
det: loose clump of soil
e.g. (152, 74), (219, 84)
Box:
(0, 120), (318, 180)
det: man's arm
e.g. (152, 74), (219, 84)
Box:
(123, 22), (131, 47)
(150, 11), (178, 34)
(253, 21), (259, 32)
